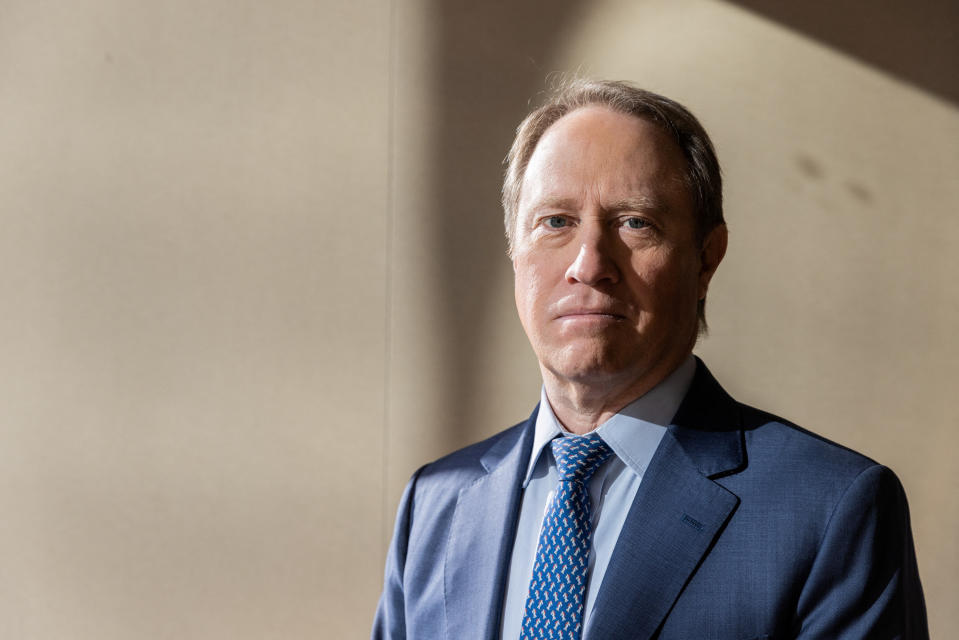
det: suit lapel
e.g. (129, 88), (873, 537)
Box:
(586, 360), (746, 639)
(444, 414), (535, 640)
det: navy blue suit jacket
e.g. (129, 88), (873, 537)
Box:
(373, 360), (927, 639)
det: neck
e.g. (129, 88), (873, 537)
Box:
(541, 356), (688, 435)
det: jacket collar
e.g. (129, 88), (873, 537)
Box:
(669, 357), (746, 478)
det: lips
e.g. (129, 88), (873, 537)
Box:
(558, 309), (625, 319)
(552, 300), (631, 321)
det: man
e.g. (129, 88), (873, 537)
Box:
(373, 80), (927, 639)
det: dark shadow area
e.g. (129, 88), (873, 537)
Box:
(429, 0), (582, 444)
(427, 0), (957, 447)
(727, 0), (959, 105)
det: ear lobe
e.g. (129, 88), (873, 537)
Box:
(698, 224), (728, 300)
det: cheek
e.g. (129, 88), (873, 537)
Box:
(627, 252), (669, 292)
(629, 251), (701, 308)
(513, 259), (551, 327)
(513, 260), (536, 319)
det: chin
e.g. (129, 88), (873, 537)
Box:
(546, 344), (638, 384)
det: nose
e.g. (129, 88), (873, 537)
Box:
(565, 225), (620, 286)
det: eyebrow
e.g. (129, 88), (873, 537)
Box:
(529, 195), (667, 214)
(605, 195), (669, 213)
(527, 197), (579, 214)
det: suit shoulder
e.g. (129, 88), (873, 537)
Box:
(417, 419), (531, 485)
(739, 402), (882, 484)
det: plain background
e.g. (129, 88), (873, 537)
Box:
(1, 0), (956, 637)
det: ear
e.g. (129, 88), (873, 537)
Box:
(698, 223), (727, 300)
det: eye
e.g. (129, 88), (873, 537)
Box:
(623, 217), (649, 230)
(545, 216), (569, 229)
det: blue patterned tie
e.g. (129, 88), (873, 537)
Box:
(520, 432), (613, 640)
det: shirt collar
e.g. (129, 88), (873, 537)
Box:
(522, 355), (696, 487)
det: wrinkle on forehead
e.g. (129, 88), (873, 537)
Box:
(518, 107), (691, 219)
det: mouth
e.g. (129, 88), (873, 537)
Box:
(555, 310), (628, 327)
(558, 310), (624, 319)
(551, 297), (632, 326)
(555, 304), (629, 319)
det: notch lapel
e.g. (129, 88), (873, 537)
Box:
(585, 434), (740, 639)
(444, 416), (535, 640)
(585, 360), (746, 639)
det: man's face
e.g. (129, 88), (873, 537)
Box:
(512, 106), (725, 393)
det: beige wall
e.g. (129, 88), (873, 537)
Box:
(0, 0), (954, 637)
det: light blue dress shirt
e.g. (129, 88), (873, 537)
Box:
(499, 356), (696, 639)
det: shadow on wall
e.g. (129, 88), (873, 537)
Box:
(424, 0), (957, 446)
(726, 0), (959, 106)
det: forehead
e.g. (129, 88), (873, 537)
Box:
(520, 106), (689, 210)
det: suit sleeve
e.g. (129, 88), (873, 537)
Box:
(371, 467), (424, 640)
(795, 464), (928, 639)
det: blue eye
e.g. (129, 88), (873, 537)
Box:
(624, 217), (648, 229)
(546, 216), (568, 228)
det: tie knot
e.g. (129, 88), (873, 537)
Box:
(550, 433), (613, 483)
